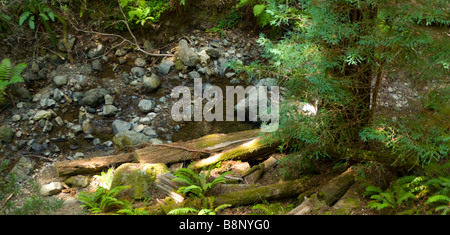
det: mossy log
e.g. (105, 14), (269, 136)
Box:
(145, 176), (321, 215)
(134, 129), (261, 164)
(317, 167), (356, 206)
(188, 137), (277, 170)
(56, 153), (134, 177)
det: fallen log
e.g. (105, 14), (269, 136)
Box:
(56, 153), (134, 177)
(188, 137), (277, 170)
(134, 129), (261, 164)
(317, 167), (356, 206)
(145, 175), (321, 215)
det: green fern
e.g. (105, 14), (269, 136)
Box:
(0, 58), (27, 98)
(172, 168), (231, 199)
(168, 204), (232, 215)
(78, 186), (128, 214)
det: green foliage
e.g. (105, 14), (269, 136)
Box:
(116, 199), (149, 215)
(168, 204), (232, 215)
(365, 174), (450, 214)
(120, 0), (170, 26)
(0, 10), (11, 32)
(364, 176), (419, 212)
(251, 201), (293, 215)
(78, 186), (128, 214)
(207, 8), (241, 37)
(1, 160), (63, 215)
(96, 167), (115, 190)
(0, 58), (27, 99)
(233, 0), (449, 168)
(172, 168), (231, 199)
(18, 0), (55, 30)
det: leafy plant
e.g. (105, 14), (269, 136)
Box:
(0, 58), (27, 100)
(78, 186), (129, 214)
(168, 204), (232, 215)
(120, 0), (171, 26)
(0, 10), (11, 32)
(172, 168), (232, 199)
(207, 8), (241, 37)
(116, 199), (149, 215)
(96, 167), (115, 190)
(18, 0), (55, 30)
(364, 177), (418, 212)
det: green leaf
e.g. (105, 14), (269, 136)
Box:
(28, 16), (35, 30)
(19, 11), (32, 26)
(39, 13), (49, 21)
(253, 5), (266, 17)
(1, 13), (11, 21)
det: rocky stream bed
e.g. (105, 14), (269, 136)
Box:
(0, 23), (426, 215)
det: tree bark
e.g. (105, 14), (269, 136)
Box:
(56, 153), (134, 177)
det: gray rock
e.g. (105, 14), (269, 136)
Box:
(143, 127), (157, 137)
(87, 43), (105, 58)
(131, 67), (146, 77)
(11, 114), (21, 122)
(112, 120), (132, 134)
(9, 157), (37, 182)
(92, 59), (102, 71)
(70, 124), (83, 133)
(78, 88), (109, 107)
(53, 75), (68, 86)
(100, 104), (118, 117)
(158, 59), (173, 75)
(104, 94), (114, 105)
(134, 58), (147, 67)
(57, 36), (76, 52)
(142, 74), (161, 93)
(178, 39), (200, 67)
(138, 99), (155, 113)
(64, 175), (90, 188)
(112, 130), (150, 149)
(188, 71), (201, 79)
(40, 182), (64, 196)
(115, 48), (128, 57)
(206, 48), (221, 58)
(40, 98), (56, 108)
(33, 110), (56, 121)
(43, 120), (53, 133)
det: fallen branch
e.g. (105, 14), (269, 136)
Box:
(56, 153), (135, 177)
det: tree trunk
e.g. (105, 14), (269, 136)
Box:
(318, 167), (356, 206)
(134, 129), (261, 164)
(56, 153), (135, 177)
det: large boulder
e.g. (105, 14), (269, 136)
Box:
(110, 163), (168, 199)
(112, 130), (150, 149)
(177, 39), (200, 67)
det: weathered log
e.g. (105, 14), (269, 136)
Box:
(189, 137), (277, 170)
(242, 155), (281, 184)
(56, 153), (134, 177)
(134, 129), (261, 164)
(328, 148), (419, 169)
(317, 167), (356, 206)
(146, 176), (321, 214)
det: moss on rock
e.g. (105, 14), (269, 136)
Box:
(111, 163), (168, 199)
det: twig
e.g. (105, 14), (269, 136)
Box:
(22, 154), (56, 162)
(153, 144), (213, 155)
(0, 193), (14, 210)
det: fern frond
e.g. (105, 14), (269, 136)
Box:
(426, 195), (450, 204)
(168, 207), (199, 215)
